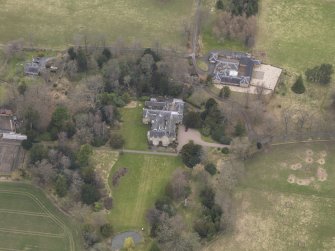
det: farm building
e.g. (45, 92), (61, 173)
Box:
(209, 51), (261, 87)
(24, 57), (55, 75)
(143, 98), (184, 146)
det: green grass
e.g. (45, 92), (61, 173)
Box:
(201, 28), (248, 53)
(108, 153), (182, 232)
(205, 142), (335, 251)
(256, 0), (335, 73)
(0, 182), (83, 251)
(119, 104), (149, 150)
(0, 0), (194, 49)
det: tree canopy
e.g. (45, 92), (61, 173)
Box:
(305, 64), (333, 84)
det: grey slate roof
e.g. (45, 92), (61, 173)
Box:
(24, 57), (53, 76)
(209, 51), (261, 86)
(143, 99), (184, 140)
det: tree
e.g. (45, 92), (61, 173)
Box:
(18, 82), (27, 95)
(110, 133), (125, 149)
(234, 121), (246, 136)
(305, 64), (333, 84)
(165, 169), (190, 201)
(100, 223), (113, 238)
(123, 237), (135, 250)
(68, 47), (77, 60)
(49, 106), (70, 133)
(30, 144), (48, 164)
(291, 75), (305, 94)
(183, 112), (202, 129)
(55, 175), (68, 197)
(76, 47), (88, 72)
(216, 0), (224, 10)
(149, 241), (160, 251)
(81, 184), (100, 205)
(223, 86), (231, 98)
(205, 163), (217, 175)
(180, 141), (202, 168)
(230, 0), (259, 16)
(76, 144), (93, 167)
(200, 187), (215, 209)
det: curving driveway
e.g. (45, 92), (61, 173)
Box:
(177, 125), (229, 151)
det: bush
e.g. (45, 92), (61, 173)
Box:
(103, 197), (113, 210)
(205, 163), (217, 175)
(100, 223), (113, 238)
(21, 138), (33, 150)
(305, 64), (333, 84)
(81, 184), (100, 205)
(221, 147), (229, 154)
(55, 175), (68, 197)
(110, 133), (125, 149)
(149, 241), (161, 251)
(234, 121), (245, 137)
(30, 144), (48, 163)
(180, 141), (202, 168)
(291, 75), (305, 94)
(216, 0), (224, 10)
(199, 187), (215, 209)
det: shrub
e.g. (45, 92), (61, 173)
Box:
(112, 167), (128, 186)
(216, 0), (224, 10)
(180, 141), (202, 168)
(29, 144), (48, 163)
(205, 163), (217, 175)
(234, 121), (246, 137)
(81, 184), (100, 205)
(305, 64), (333, 84)
(291, 75), (305, 94)
(100, 223), (113, 238)
(221, 147), (229, 154)
(103, 197), (113, 210)
(54, 175), (68, 197)
(110, 133), (125, 149)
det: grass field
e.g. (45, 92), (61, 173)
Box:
(108, 153), (182, 232)
(256, 0), (335, 73)
(119, 104), (149, 151)
(0, 182), (82, 251)
(0, 0), (194, 48)
(205, 142), (335, 251)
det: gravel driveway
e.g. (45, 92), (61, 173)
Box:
(177, 125), (229, 151)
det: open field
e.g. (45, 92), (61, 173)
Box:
(204, 142), (335, 251)
(0, 182), (82, 251)
(108, 153), (182, 232)
(255, 0), (335, 73)
(0, 0), (194, 49)
(119, 103), (149, 151)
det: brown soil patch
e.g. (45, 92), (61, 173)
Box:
(296, 177), (313, 186)
(306, 149), (314, 156)
(290, 163), (302, 170)
(287, 174), (295, 183)
(317, 167), (327, 182)
(305, 157), (314, 164)
(319, 151), (327, 158)
(317, 158), (325, 165)
(124, 101), (138, 108)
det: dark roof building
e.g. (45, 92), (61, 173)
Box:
(24, 57), (53, 76)
(143, 98), (184, 146)
(209, 51), (261, 87)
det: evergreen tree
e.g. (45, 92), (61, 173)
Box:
(291, 75), (306, 94)
(216, 0), (224, 10)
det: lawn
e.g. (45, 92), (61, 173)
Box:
(0, 0), (194, 49)
(255, 0), (335, 73)
(0, 182), (82, 251)
(108, 153), (182, 232)
(119, 104), (149, 151)
(204, 142), (335, 251)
